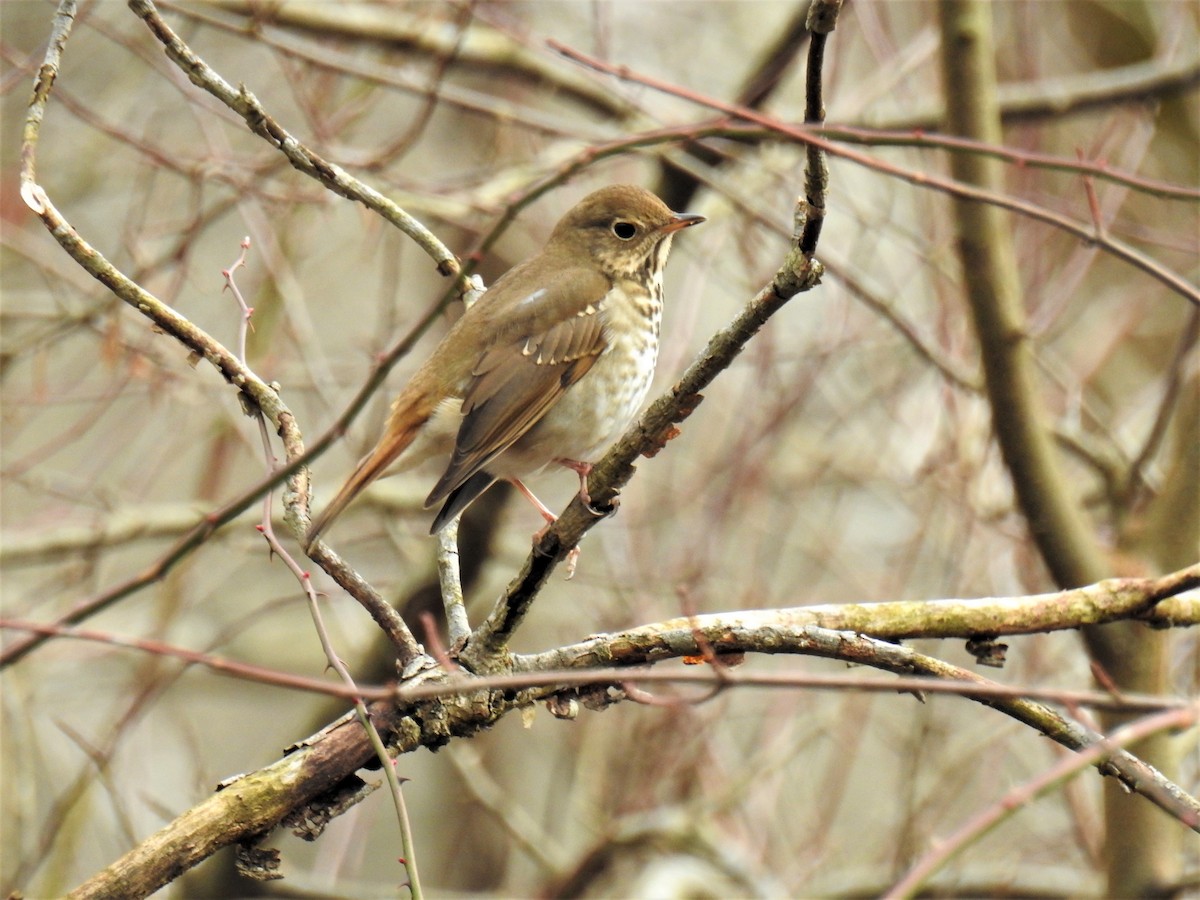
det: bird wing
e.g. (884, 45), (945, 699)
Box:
(425, 266), (610, 507)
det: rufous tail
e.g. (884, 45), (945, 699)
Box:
(306, 390), (435, 549)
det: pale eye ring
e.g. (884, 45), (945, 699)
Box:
(611, 221), (637, 240)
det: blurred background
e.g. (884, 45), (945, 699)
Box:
(2, 1), (1197, 896)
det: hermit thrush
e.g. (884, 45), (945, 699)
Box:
(306, 184), (704, 546)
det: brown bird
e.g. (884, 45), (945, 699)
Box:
(306, 184), (704, 546)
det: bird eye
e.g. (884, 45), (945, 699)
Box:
(611, 221), (638, 240)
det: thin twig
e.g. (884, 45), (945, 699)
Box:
(12, 0), (424, 666)
(884, 703), (1200, 899)
(225, 240), (423, 896)
(1126, 307), (1200, 503)
(2, 615), (1193, 714)
(548, 42), (1200, 307)
(128, 0), (463, 281)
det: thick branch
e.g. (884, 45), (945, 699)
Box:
(938, 1), (1109, 589)
(938, 4), (1185, 893)
(519, 625), (1200, 828)
(64, 597), (1200, 898)
(582, 567), (1200, 640)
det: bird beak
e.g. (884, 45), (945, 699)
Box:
(662, 212), (706, 234)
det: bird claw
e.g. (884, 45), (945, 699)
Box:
(530, 525), (582, 579)
(532, 522), (555, 549)
(557, 458), (598, 509)
(585, 495), (619, 519)
(563, 545), (581, 580)
(581, 497), (605, 517)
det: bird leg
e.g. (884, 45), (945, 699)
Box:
(508, 477), (583, 579)
(509, 478), (558, 525)
(555, 458), (603, 514)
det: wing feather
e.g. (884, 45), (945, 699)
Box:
(425, 268), (610, 507)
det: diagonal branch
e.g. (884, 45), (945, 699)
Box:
(461, 167), (825, 666)
(128, 0), (463, 281)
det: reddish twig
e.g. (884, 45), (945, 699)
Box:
(547, 41), (1199, 307)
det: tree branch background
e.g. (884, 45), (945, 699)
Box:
(1, 2), (1197, 897)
